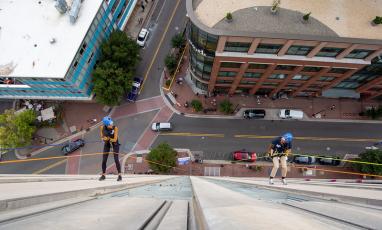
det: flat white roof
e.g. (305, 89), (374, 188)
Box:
(0, 0), (103, 79)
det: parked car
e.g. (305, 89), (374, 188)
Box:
(292, 155), (316, 164)
(127, 77), (142, 102)
(232, 149), (257, 162)
(137, 28), (149, 47)
(318, 156), (341, 166)
(243, 109), (266, 119)
(151, 122), (172, 131)
(61, 139), (85, 155)
(279, 109), (304, 120)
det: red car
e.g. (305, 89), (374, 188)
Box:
(232, 150), (257, 162)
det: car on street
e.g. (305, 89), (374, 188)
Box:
(151, 122), (172, 131)
(318, 156), (341, 166)
(61, 139), (85, 155)
(292, 155), (316, 164)
(127, 77), (142, 102)
(279, 109), (304, 120)
(243, 109), (266, 119)
(137, 28), (149, 47)
(232, 149), (257, 162)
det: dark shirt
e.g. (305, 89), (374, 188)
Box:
(271, 137), (291, 154)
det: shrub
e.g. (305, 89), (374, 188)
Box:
(352, 150), (382, 175)
(226, 12), (232, 20)
(373, 16), (382, 24)
(219, 99), (233, 114)
(165, 54), (177, 75)
(303, 12), (311, 21)
(165, 79), (171, 87)
(191, 99), (203, 112)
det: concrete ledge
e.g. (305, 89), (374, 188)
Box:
(0, 176), (174, 212)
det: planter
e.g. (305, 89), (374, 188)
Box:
(371, 21), (379, 26)
(270, 8), (278, 14)
(225, 18), (233, 23)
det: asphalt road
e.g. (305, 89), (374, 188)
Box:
(152, 114), (382, 160)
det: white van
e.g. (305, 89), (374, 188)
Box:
(279, 109), (304, 120)
(151, 122), (172, 131)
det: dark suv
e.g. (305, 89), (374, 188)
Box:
(243, 109), (266, 119)
(61, 139), (85, 155)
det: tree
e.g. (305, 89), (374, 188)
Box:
(165, 54), (177, 75)
(171, 34), (184, 49)
(219, 99), (233, 114)
(92, 60), (132, 106)
(91, 30), (140, 105)
(99, 30), (140, 72)
(146, 142), (177, 173)
(353, 150), (382, 175)
(191, 99), (203, 112)
(303, 12), (311, 21)
(0, 109), (37, 150)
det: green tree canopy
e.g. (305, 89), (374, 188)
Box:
(171, 33), (184, 49)
(165, 54), (177, 74)
(353, 150), (382, 175)
(99, 30), (140, 72)
(146, 142), (177, 173)
(92, 60), (132, 106)
(191, 99), (203, 112)
(0, 109), (37, 149)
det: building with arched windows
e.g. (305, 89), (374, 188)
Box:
(186, 0), (382, 100)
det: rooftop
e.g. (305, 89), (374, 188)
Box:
(194, 0), (382, 41)
(0, 0), (103, 79)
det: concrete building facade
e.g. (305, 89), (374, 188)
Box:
(186, 0), (382, 100)
(0, 0), (137, 100)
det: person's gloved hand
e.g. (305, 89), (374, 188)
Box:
(285, 149), (291, 156)
(102, 137), (110, 142)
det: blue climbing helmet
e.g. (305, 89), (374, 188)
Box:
(102, 116), (113, 126)
(282, 132), (293, 143)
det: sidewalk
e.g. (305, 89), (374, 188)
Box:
(165, 47), (382, 122)
(124, 0), (156, 39)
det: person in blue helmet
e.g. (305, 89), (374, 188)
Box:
(268, 133), (293, 185)
(99, 116), (122, 181)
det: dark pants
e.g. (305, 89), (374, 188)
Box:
(102, 141), (121, 174)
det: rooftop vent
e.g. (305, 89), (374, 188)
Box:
(55, 0), (68, 14)
(69, 0), (82, 24)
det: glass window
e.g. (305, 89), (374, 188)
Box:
(335, 82), (360, 89)
(248, 63), (268, 69)
(302, 66), (322, 72)
(318, 76), (335, 82)
(316, 47), (345, 57)
(216, 80), (233, 84)
(255, 44), (282, 54)
(220, 62), (242, 68)
(240, 80), (257, 85)
(328, 68), (349, 74)
(348, 74), (369, 81)
(292, 74), (311, 80)
(286, 45), (314, 55)
(224, 42), (251, 52)
(275, 65), (296, 71)
(243, 72), (262, 78)
(345, 49), (373, 59)
(262, 82), (279, 86)
(268, 74), (286, 79)
(218, 71), (237, 77)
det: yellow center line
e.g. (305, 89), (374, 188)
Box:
(33, 159), (67, 175)
(159, 132), (224, 138)
(139, 0), (181, 94)
(234, 135), (379, 142)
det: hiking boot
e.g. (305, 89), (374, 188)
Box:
(99, 175), (106, 181)
(269, 178), (274, 185)
(282, 178), (287, 185)
(117, 175), (122, 181)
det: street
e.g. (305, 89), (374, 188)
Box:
(1, 0), (381, 175)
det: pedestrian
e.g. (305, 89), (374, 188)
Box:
(99, 116), (122, 181)
(268, 132), (293, 185)
(140, 1), (145, 12)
